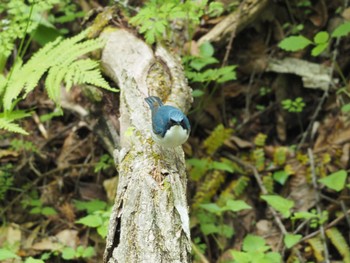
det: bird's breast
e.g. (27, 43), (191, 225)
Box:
(153, 125), (189, 147)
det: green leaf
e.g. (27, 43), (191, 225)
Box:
(211, 161), (234, 172)
(74, 199), (107, 213)
(273, 170), (290, 185)
(243, 234), (269, 253)
(311, 43), (328, 56)
(263, 252), (282, 263)
(199, 42), (215, 57)
(40, 108), (63, 122)
(24, 257), (45, 263)
(207, 2), (224, 17)
(76, 214), (103, 227)
(187, 158), (210, 169)
(199, 203), (222, 214)
(0, 117), (29, 135)
(61, 247), (76, 260)
(75, 246), (84, 257)
(332, 22), (350, 38)
(261, 195), (294, 218)
(41, 207), (57, 216)
(30, 207), (42, 214)
(200, 223), (219, 235)
(314, 31), (329, 44)
(219, 224), (235, 238)
(0, 248), (20, 260)
(216, 65), (237, 83)
(341, 103), (350, 113)
(284, 233), (302, 248)
(82, 246), (95, 258)
(230, 251), (252, 263)
(189, 57), (218, 71)
(223, 200), (252, 212)
(97, 224), (108, 238)
(278, 35), (312, 51)
(319, 170), (347, 192)
(192, 89), (205, 97)
(292, 211), (317, 220)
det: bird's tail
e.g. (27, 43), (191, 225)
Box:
(145, 96), (163, 109)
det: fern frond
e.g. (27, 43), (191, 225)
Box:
(252, 148), (265, 171)
(0, 74), (7, 97)
(0, 117), (28, 135)
(273, 147), (288, 166)
(262, 174), (274, 194)
(203, 124), (233, 155)
(254, 133), (267, 146)
(0, 110), (32, 121)
(307, 236), (324, 262)
(218, 176), (250, 205)
(326, 227), (350, 263)
(2, 59), (25, 109)
(64, 59), (113, 91)
(22, 37), (64, 95)
(4, 37), (63, 110)
(45, 65), (69, 104)
(192, 170), (225, 209)
(3, 29), (115, 110)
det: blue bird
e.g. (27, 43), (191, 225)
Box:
(145, 96), (190, 147)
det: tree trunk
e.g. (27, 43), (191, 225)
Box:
(101, 29), (192, 263)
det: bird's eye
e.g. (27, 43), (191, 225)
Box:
(180, 119), (187, 129)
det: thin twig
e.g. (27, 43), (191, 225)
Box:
(307, 148), (330, 262)
(340, 201), (350, 241)
(221, 0), (246, 67)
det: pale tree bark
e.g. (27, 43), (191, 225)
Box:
(101, 29), (192, 263)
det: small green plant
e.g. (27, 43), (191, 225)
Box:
(129, 0), (224, 44)
(60, 245), (95, 260)
(184, 42), (237, 97)
(197, 200), (251, 238)
(292, 209), (329, 229)
(94, 154), (114, 173)
(74, 199), (111, 238)
(21, 198), (57, 216)
(10, 139), (38, 153)
(0, 164), (14, 201)
(259, 86), (272, 96)
(230, 234), (282, 263)
(279, 21), (350, 56)
(282, 97), (305, 113)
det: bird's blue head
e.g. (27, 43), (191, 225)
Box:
(145, 96), (190, 147)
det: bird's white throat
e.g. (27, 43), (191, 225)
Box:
(153, 125), (189, 147)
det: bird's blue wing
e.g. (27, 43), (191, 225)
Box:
(152, 110), (168, 136)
